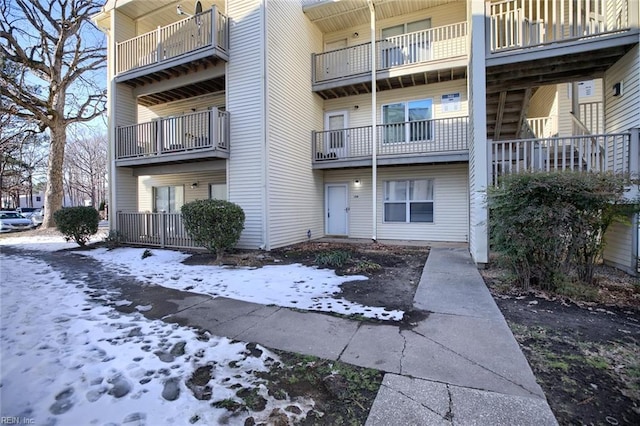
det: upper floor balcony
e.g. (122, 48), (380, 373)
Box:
(312, 22), (468, 99)
(115, 6), (228, 86)
(312, 116), (468, 169)
(487, 0), (638, 68)
(115, 108), (229, 167)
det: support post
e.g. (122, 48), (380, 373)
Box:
(368, 0), (377, 242)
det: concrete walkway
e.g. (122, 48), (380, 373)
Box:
(164, 247), (557, 425)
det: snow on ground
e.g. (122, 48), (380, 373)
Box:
(0, 254), (313, 425)
(0, 230), (107, 252)
(79, 246), (403, 321)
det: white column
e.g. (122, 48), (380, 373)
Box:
(469, 1), (489, 264)
(368, 0), (377, 242)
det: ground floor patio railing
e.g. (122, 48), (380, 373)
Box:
(490, 132), (636, 185)
(117, 211), (201, 249)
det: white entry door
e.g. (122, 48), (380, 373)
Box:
(324, 111), (348, 158)
(326, 184), (348, 235)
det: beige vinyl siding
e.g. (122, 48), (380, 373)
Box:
(324, 164), (468, 242)
(604, 46), (639, 132)
(603, 219), (636, 274)
(322, 2), (466, 48)
(227, 0), (265, 249)
(114, 167), (138, 212)
(602, 46), (639, 272)
(528, 85), (557, 119)
(138, 93), (226, 123)
(137, 170), (226, 211)
(265, 0), (325, 249)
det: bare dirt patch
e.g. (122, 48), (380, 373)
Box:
(482, 264), (640, 425)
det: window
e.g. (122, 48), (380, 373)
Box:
(381, 18), (432, 67)
(36, 196), (41, 202)
(382, 99), (433, 143)
(384, 179), (433, 223)
(209, 183), (227, 200)
(153, 186), (184, 213)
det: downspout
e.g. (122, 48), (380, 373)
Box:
(108, 10), (117, 231)
(368, 0), (377, 242)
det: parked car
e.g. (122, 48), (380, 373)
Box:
(30, 208), (44, 227)
(16, 207), (40, 219)
(0, 211), (35, 233)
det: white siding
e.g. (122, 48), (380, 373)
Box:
(324, 164), (468, 242)
(227, 0), (266, 249)
(265, 0), (325, 249)
(137, 170), (226, 211)
(602, 46), (640, 272)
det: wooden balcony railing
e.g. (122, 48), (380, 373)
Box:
(490, 133), (633, 185)
(312, 116), (468, 163)
(313, 22), (467, 84)
(117, 211), (200, 249)
(116, 6), (228, 75)
(489, 0), (631, 52)
(116, 109), (229, 161)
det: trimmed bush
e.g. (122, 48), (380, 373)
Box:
(181, 199), (245, 262)
(54, 206), (100, 246)
(488, 171), (637, 290)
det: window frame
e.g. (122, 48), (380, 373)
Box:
(381, 98), (434, 143)
(383, 179), (434, 223)
(153, 185), (184, 213)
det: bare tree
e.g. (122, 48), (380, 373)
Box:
(64, 129), (107, 209)
(0, 0), (106, 227)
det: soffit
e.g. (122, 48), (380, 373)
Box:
(303, 0), (462, 33)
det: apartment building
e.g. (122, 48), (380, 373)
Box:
(94, 0), (640, 273)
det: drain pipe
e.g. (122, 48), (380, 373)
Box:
(368, 0), (377, 243)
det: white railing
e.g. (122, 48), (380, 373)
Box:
(526, 116), (557, 138)
(313, 22), (467, 84)
(116, 7), (228, 75)
(489, 0), (630, 52)
(116, 109), (229, 160)
(313, 117), (468, 162)
(117, 211), (200, 249)
(490, 133), (631, 185)
(578, 102), (604, 134)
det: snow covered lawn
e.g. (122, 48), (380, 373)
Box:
(0, 254), (313, 425)
(0, 232), (398, 424)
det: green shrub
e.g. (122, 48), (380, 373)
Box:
(181, 199), (245, 262)
(488, 171), (637, 290)
(54, 206), (100, 246)
(315, 250), (351, 268)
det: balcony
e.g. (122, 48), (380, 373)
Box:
(490, 132), (637, 185)
(115, 109), (229, 167)
(115, 6), (228, 85)
(312, 116), (468, 169)
(312, 22), (468, 99)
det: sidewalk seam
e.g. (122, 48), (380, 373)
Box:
(337, 321), (362, 361)
(407, 328), (542, 398)
(379, 379), (453, 424)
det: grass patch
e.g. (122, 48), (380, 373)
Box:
(258, 351), (383, 425)
(314, 250), (352, 268)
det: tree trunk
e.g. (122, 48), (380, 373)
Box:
(42, 122), (66, 228)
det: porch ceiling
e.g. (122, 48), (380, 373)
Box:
(302, 0), (460, 33)
(102, 0), (225, 21)
(485, 44), (635, 94)
(137, 76), (225, 107)
(315, 65), (467, 100)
